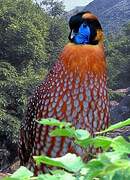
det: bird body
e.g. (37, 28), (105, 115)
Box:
(19, 12), (110, 174)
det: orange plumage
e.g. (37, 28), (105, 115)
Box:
(19, 12), (110, 174)
(60, 43), (106, 78)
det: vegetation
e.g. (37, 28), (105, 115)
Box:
(107, 23), (130, 89)
(3, 118), (130, 180)
(0, 0), (68, 165)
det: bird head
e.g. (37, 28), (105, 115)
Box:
(68, 11), (104, 45)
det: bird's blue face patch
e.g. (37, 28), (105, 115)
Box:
(73, 23), (91, 45)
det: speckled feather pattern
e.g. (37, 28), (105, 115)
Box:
(19, 43), (110, 174)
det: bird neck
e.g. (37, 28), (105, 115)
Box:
(59, 43), (107, 80)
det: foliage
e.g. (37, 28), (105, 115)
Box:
(3, 118), (130, 180)
(0, 0), (49, 71)
(45, 16), (68, 67)
(0, 0), (68, 165)
(107, 23), (130, 89)
(40, 0), (68, 67)
(41, 0), (66, 17)
(0, 0), (68, 70)
(0, 61), (47, 146)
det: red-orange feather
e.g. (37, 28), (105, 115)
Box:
(19, 13), (110, 174)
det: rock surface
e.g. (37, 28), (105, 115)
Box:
(110, 88), (130, 124)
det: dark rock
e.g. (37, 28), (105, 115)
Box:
(126, 87), (130, 95)
(110, 101), (119, 108)
(0, 149), (10, 171)
(107, 126), (130, 142)
(0, 136), (18, 172)
(110, 94), (130, 124)
(109, 90), (130, 140)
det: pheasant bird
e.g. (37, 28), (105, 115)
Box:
(19, 11), (110, 174)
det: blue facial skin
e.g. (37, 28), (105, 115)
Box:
(73, 23), (91, 45)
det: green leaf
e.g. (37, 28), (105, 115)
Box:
(50, 170), (66, 175)
(34, 153), (85, 173)
(73, 129), (91, 148)
(85, 152), (130, 179)
(37, 174), (59, 180)
(84, 159), (104, 180)
(50, 128), (90, 143)
(75, 135), (111, 150)
(37, 118), (71, 128)
(91, 136), (112, 150)
(97, 118), (130, 134)
(50, 170), (76, 179)
(11, 166), (33, 179)
(50, 127), (75, 138)
(98, 159), (130, 178)
(111, 168), (130, 180)
(98, 152), (122, 164)
(86, 159), (104, 169)
(111, 136), (130, 154)
(38, 171), (76, 180)
(74, 137), (92, 148)
(2, 177), (19, 180)
(74, 129), (90, 140)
